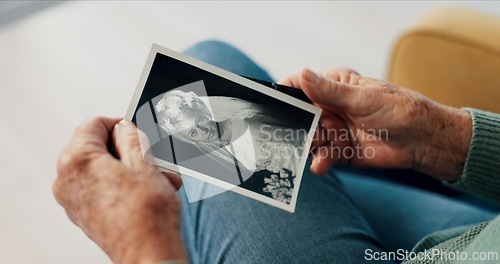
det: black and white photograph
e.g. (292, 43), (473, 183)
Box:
(126, 44), (321, 212)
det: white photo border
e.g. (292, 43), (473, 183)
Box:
(125, 43), (322, 213)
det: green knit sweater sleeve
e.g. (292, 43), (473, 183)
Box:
(450, 108), (500, 203)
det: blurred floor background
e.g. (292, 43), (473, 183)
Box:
(0, 1), (499, 263)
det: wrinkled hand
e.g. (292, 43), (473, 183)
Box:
(53, 117), (187, 264)
(281, 68), (471, 181)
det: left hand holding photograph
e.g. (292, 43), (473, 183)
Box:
(53, 117), (188, 264)
(125, 44), (321, 212)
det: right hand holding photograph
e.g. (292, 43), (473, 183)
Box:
(281, 67), (472, 182)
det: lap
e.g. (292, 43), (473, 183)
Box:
(183, 40), (273, 82)
(180, 163), (388, 264)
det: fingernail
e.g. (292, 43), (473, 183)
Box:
(303, 68), (320, 84)
(118, 119), (131, 126)
(310, 158), (317, 171)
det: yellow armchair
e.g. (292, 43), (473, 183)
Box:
(388, 6), (500, 113)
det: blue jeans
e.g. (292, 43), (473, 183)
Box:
(179, 40), (497, 264)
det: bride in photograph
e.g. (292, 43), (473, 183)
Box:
(155, 89), (309, 203)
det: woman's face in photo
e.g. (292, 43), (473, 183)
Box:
(175, 110), (219, 143)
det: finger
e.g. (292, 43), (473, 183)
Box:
(69, 117), (121, 154)
(311, 127), (328, 149)
(299, 68), (367, 112)
(322, 68), (361, 84)
(311, 113), (348, 151)
(278, 74), (301, 88)
(162, 172), (183, 191)
(112, 119), (147, 169)
(321, 113), (352, 154)
(137, 129), (154, 162)
(326, 69), (384, 87)
(310, 144), (340, 176)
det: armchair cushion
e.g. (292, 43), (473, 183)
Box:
(388, 6), (500, 112)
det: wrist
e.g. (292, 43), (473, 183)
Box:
(105, 205), (188, 264)
(111, 229), (188, 264)
(413, 103), (472, 181)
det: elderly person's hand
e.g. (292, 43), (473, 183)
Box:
(53, 117), (187, 264)
(281, 68), (472, 181)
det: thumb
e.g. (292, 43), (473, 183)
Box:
(299, 68), (365, 112)
(112, 119), (149, 169)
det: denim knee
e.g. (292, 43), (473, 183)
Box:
(182, 39), (273, 81)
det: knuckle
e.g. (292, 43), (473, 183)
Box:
(338, 67), (359, 76)
(56, 149), (90, 176)
(75, 116), (109, 135)
(348, 68), (360, 75)
(52, 179), (63, 202)
(76, 116), (99, 132)
(86, 116), (106, 126)
(118, 126), (140, 146)
(137, 129), (152, 151)
(52, 178), (71, 208)
(342, 67), (356, 73)
(381, 83), (398, 92)
(350, 73), (361, 85)
(56, 151), (75, 175)
(126, 134), (142, 152)
(343, 72), (352, 84)
(342, 68), (361, 85)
